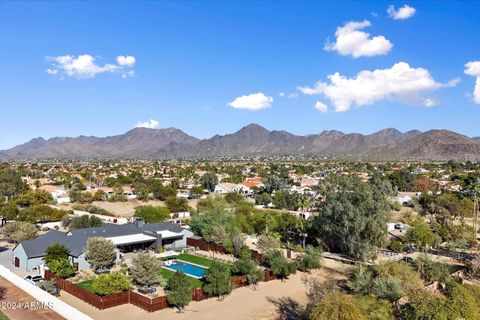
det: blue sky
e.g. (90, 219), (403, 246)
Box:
(1, 1), (479, 149)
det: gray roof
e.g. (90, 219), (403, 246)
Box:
(17, 221), (190, 258)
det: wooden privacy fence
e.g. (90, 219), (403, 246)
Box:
(44, 271), (129, 310)
(187, 237), (265, 263)
(130, 291), (168, 312)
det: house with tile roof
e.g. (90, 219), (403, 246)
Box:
(12, 219), (193, 271)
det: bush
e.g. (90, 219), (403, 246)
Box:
(389, 240), (404, 253)
(92, 272), (131, 295)
(297, 245), (322, 272)
(355, 295), (395, 320)
(412, 254), (452, 283)
(371, 276), (403, 301)
(374, 261), (423, 294)
(48, 258), (76, 278)
(310, 291), (366, 320)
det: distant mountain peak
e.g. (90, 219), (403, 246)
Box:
(374, 128), (401, 135)
(0, 125), (478, 160)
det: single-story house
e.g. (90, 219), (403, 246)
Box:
(12, 219), (193, 271)
(214, 183), (251, 195)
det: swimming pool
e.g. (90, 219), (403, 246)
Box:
(163, 259), (207, 279)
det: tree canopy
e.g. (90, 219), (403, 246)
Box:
(310, 176), (390, 259)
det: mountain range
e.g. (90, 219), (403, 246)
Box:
(1, 124), (480, 160)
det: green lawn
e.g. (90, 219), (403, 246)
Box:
(174, 253), (231, 268)
(77, 279), (95, 293)
(158, 268), (203, 288)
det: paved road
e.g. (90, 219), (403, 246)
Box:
(0, 277), (65, 320)
(0, 245), (31, 278)
(0, 247), (14, 271)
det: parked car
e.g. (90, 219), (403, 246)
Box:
(24, 275), (44, 285)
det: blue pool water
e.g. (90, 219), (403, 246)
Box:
(164, 260), (207, 278)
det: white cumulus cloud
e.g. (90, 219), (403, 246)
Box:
(297, 62), (458, 112)
(228, 93), (273, 111)
(116, 55), (136, 67)
(465, 61), (480, 104)
(314, 101), (328, 113)
(388, 5), (416, 20)
(134, 119), (159, 129)
(325, 20), (393, 58)
(46, 54), (136, 79)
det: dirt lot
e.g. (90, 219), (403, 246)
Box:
(61, 199), (200, 218)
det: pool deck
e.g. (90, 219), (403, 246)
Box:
(162, 259), (208, 279)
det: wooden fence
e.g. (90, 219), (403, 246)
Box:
(187, 237), (265, 263)
(130, 291), (168, 312)
(44, 271), (129, 310)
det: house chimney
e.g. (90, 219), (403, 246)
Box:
(133, 217), (145, 228)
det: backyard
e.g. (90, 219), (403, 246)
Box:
(77, 253), (222, 292)
(163, 253), (231, 268)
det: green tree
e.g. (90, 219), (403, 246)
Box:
(24, 204), (67, 222)
(200, 172), (218, 192)
(263, 176), (286, 193)
(14, 190), (52, 208)
(9, 222), (38, 242)
(224, 192), (245, 205)
(44, 244), (70, 266)
(69, 215), (103, 230)
(263, 250), (297, 280)
(0, 169), (27, 200)
(310, 176), (390, 259)
(203, 261), (232, 299)
(130, 252), (165, 289)
(92, 271), (131, 296)
(165, 196), (189, 213)
(272, 190), (300, 211)
(0, 202), (19, 220)
(84, 237), (116, 271)
(134, 205), (170, 223)
(255, 192), (272, 206)
(405, 221), (440, 249)
(150, 184), (177, 201)
(166, 271), (192, 312)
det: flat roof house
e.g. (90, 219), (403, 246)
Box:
(12, 219), (193, 271)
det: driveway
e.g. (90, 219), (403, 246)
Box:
(0, 242), (31, 277)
